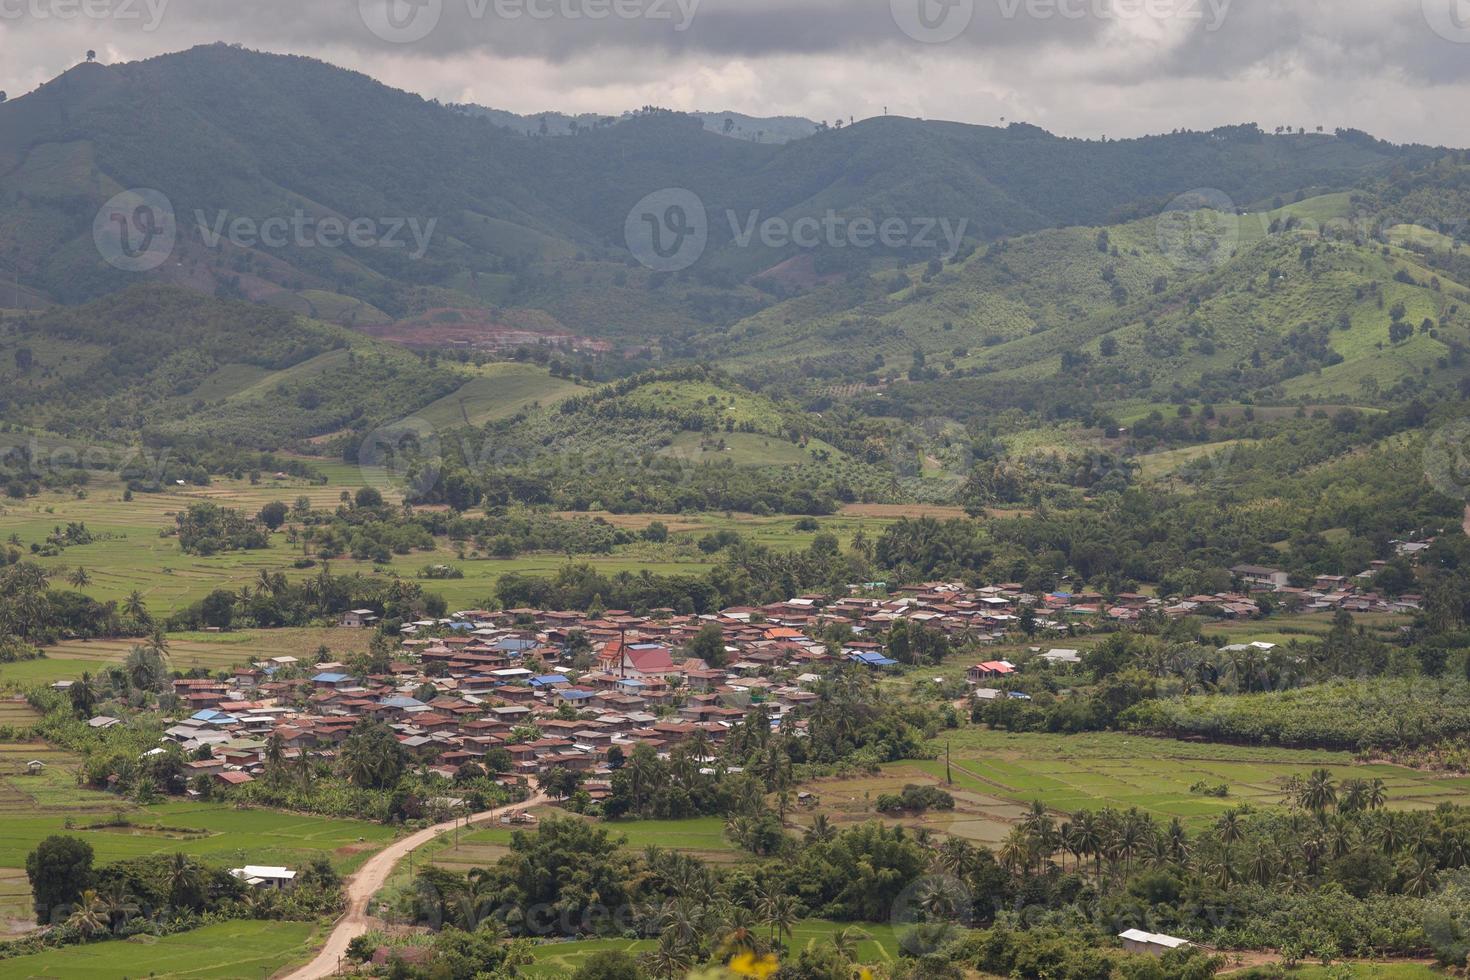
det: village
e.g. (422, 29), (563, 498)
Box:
(68, 556), (1424, 801)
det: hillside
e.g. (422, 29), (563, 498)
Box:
(0, 286), (466, 452)
(709, 187), (1470, 417)
(0, 45), (1445, 346)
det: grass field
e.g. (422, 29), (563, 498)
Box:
(908, 730), (1470, 832)
(522, 920), (902, 977)
(0, 919), (320, 978)
(414, 363), (585, 430)
(0, 742), (395, 873)
(0, 472), (947, 618)
(0, 628), (380, 690)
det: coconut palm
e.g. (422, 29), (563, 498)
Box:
(1072, 811), (1102, 876)
(805, 813), (835, 844)
(66, 889), (110, 939)
(829, 926), (869, 961)
(165, 852), (202, 907)
(123, 591), (149, 622)
(1373, 814), (1405, 856)
(67, 566), (91, 588)
(761, 892), (800, 947)
(98, 880), (137, 931)
(936, 837), (979, 878)
(1246, 845), (1276, 887)
(1301, 768), (1338, 815)
(641, 932), (695, 980)
(1403, 855), (1438, 897)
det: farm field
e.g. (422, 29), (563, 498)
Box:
(0, 742), (395, 873)
(522, 920), (902, 977)
(429, 813), (737, 875)
(412, 362), (586, 429)
(0, 627), (380, 690)
(0, 919), (320, 978)
(908, 731), (1470, 831)
(0, 477), (932, 617)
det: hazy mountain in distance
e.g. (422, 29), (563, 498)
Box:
(453, 104), (818, 143)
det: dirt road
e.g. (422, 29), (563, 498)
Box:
(278, 791), (548, 979)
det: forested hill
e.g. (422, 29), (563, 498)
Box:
(0, 43), (1446, 317)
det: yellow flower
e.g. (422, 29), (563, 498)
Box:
(858, 969), (874, 980)
(728, 952), (781, 979)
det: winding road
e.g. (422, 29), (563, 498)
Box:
(279, 791), (548, 979)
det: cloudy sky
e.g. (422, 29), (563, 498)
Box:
(3, 0), (1470, 144)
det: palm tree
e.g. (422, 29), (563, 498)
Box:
(805, 813), (835, 844)
(761, 892), (800, 947)
(98, 880), (137, 931)
(1216, 809), (1245, 853)
(1165, 817), (1190, 865)
(1403, 854), (1438, 897)
(829, 926), (869, 961)
(66, 889), (110, 939)
(123, 591), (149, 622)
(1073, 811), (1102, 877)
(1368, 778), (1389, 810)
(641, 932), (695, 980)
(68, 566), (91, 588)
(936, 837), (979, 878)
(165, 852), (201, 907)
(1373, 814), (1405, 856)
(1246, 845), (1276, 886)
(1301, 768), (1338, 815)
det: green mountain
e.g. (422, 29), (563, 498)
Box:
(0, 45), (1446, 345)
